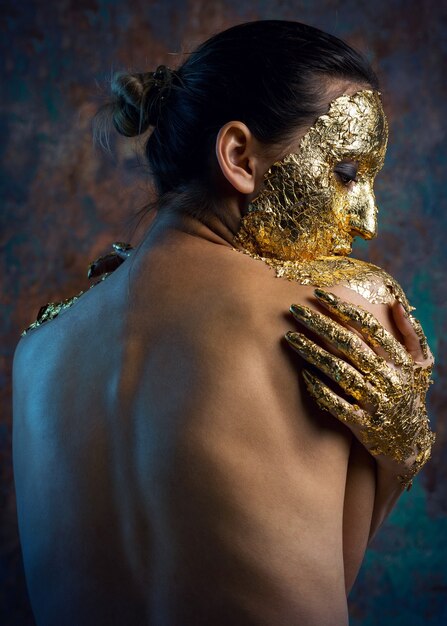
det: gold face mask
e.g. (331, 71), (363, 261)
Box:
(233, 89), (389, 260)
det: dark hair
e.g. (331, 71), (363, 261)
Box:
(94, 20), (379, 216)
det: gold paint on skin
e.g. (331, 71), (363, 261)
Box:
(233, 90), (430, 357)
(21, 273), (111, 336)
(233, 89), (435, 487)
(233, 90), (400, 310)
(21, 242), (131, 336)
(286, 291), (435, 490)
(234, 90), (388, 260)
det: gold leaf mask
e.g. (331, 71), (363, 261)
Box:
(233, 90), (389, 261)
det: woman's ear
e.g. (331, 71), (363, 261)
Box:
(215, 122), (262, 195)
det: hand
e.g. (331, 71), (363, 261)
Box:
(285, 289), (436, 491)
(87, 242), (134, 279)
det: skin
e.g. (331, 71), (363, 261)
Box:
(13, 83), (430, 625)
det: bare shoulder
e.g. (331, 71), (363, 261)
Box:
(263, 255), (410, 307)
(256, 254), (412, 339)
(12, 268), (123, 416)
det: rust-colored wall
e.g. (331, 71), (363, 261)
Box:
(2, 1), (446, 624)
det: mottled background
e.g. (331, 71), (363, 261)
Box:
(1, 0), (446, 624)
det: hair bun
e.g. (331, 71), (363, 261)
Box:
(111, 66), (174, 137)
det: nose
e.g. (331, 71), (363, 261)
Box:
(348, 181), (378, 240)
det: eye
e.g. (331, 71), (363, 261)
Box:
(334, 162), (358, 185)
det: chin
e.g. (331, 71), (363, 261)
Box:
(331, 241), (353, 256)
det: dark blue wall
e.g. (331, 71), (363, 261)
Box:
(2, 1), (446, 624)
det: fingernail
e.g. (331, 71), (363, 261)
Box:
(285, 331), (306, 347)
(302, 369), (313, 384)
(290, 303), (311, 319)
(398, 302), (410, 319)
(302, 369), (319, 388)
(314, 289), (338, 305)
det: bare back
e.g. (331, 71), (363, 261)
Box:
(13, 228), (383, 626)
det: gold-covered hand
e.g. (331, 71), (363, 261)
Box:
(285, 289), (435, 491)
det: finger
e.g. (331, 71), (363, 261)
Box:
(314, 289), (411, 367)
(301, 369), (370, 429)
(285, 331), (379, 406)
(302, 370), (392, 461)
(392, 301), (430, 362)
(409, 314), (433, 364)
(392, 302), (420, 355)
(290, 303), (384, 377)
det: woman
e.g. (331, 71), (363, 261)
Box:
(13, 20), (435, 626)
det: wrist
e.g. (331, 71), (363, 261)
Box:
(373, 453), (419, 491)
(375, 436), (435, 491)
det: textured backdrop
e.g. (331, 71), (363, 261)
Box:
(2, 0), (446, 624)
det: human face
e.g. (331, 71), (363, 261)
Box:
(234, 90), (389, 260)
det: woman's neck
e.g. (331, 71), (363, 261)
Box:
(141, 203), (242, 251)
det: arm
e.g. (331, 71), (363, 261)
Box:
(367, 300), (434, 542)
